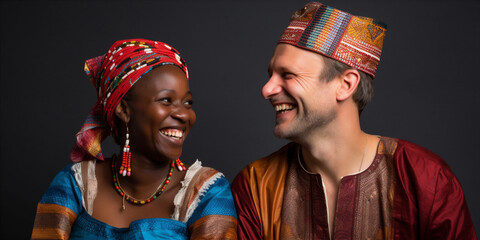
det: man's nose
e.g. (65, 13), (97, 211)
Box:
(262, 75), (282, 99)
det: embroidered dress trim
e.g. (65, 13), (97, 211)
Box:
(172, 160), (202, 221)
(184, 172), (223, 222)
(72, 160), (98, 215)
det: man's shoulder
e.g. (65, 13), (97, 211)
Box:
(383, 137), (456, 181)
(232, 142), (295, 207)
(233, 142), (296, 185)
(244, 142), (296, 174)
(393, 138), (449, 167)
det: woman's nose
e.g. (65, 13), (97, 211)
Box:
(171, 105), (188, 123)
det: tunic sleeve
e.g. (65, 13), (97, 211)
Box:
(231, 170), (263, 240)
(393, 139), (477, 239)
(426, 167), (477, 239)
(185, 171), (238, 240)
(31, 164), (82, 240)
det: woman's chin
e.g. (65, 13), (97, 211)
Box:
(160, 150), (183, 162)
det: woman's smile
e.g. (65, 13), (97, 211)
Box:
(159, 128), (185, 145)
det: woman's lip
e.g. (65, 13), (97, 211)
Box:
(159, 126), (185, 131)
(159, 129), (185, 145)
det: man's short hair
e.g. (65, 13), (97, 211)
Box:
(321, 56), (373, 114)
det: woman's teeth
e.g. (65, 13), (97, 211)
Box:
(160, 129), (183, 138)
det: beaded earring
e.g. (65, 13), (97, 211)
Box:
(175, 159), (186, 171)
(120, 125), (131, 177)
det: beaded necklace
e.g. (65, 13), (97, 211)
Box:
(111, 155), (177, 210)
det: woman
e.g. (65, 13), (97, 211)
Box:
(31, 39), (237, 239)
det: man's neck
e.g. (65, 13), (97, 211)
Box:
(297, 107), (371, 184)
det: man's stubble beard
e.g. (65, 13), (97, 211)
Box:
(274, 107), (337, 140)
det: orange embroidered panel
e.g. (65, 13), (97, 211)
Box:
(31, 203), (77, 240)
(189, 215), (238, 240)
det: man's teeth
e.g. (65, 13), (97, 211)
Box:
(161, 129), (183, 138)
(275, 104), (294, 112)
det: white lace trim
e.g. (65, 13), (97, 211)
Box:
(184, 172), (223, 223)
(71, 160), (97, 215)
(72, 162), (84, 202)
(172, 160), (202, 221)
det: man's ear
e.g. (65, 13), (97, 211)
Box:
(115, 99), (131, 124)
(336, 69), (360, 102)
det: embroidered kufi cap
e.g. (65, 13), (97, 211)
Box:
(279, 2), (387, 77)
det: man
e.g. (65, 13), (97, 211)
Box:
(231, 2), (476, 239)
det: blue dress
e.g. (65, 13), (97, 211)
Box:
(32, 161), (237, 239)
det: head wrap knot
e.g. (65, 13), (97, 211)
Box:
(71, 39), (188, 162)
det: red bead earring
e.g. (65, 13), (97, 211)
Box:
(175, 159), (186, 171)
(120, 125), (131, 177)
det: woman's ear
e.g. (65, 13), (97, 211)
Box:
(336, 69), (361, 102)
(115, 99), (131, 124)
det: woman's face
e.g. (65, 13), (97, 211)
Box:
(125, 65), (196, 162)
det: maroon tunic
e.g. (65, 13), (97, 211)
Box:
(232, 137), (476, 239)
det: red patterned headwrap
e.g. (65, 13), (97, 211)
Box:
(70, 39), (189, 162)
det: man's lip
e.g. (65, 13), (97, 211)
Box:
(270, 99), (296, 106)
(276, 106), (296, 116)
(270, 99), (294, 104)
(272, 101), (296, 110)
(271, 101), (296, 121)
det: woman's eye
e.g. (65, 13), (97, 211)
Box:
(158, 97), (171, 103)
(184, 99), (194, 107)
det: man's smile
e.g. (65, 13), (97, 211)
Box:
(275, 103), (295, 113)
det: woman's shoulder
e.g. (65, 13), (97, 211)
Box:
(184, 160), (226, 186)
(39, 162), (84, 214)
(43, 163), (78, 191)
(172, 160), (235, 223)
(174, 160), (228, 209)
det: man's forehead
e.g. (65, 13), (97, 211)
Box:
(270, 44), (324, 69)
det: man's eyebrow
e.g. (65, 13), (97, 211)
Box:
(277, 66), (294, 74)
(268, 64), (292, 73)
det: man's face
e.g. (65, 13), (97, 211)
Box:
(262, 44), (338, 140)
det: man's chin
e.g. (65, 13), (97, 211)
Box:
(273, 125), (290, 139)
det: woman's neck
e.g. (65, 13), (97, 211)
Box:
(114, 151), (173, 197)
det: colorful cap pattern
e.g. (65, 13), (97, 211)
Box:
(279, 2), (387, 77)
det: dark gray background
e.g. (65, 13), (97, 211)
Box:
(1, 0), (478, 238)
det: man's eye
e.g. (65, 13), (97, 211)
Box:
(282, 72), (295, 79)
